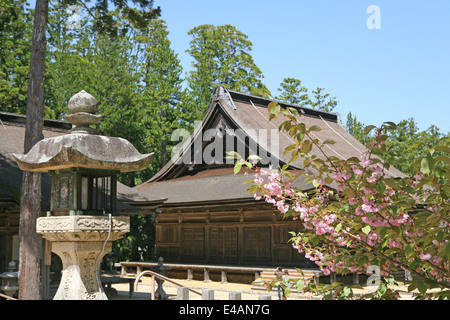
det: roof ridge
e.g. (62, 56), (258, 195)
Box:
(224, 87), (338, 122)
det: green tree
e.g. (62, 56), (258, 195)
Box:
(187, 24), (269, 116)
(346, 114), (448, 175)
(276, 77), (309, 106)
(387, 119), (447, 175)
(308, 87), (337, 113)
(0, 0), (33, 114)
(141, 19), (191, 170)
(346, 112), (372, 146)
(44, 6), (157, 185)
(276, 78), (337, 113)
(44, 0), (87, 119)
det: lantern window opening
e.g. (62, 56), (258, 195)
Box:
(49, 168), (119, 216)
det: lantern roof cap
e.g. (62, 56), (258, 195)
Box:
(13, 90), (153, 172)
(13, 133), (153, 172)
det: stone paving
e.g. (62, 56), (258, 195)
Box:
(109, 276), (314, 300)
(108, 275), (415, 300)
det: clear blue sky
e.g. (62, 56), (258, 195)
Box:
(153, 0), (450, 133)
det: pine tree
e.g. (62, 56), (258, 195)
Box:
(0, 0), (33, 113)
(346, 112), (371, 145)
(276, 77), (309, 106)
(187, 24), (269, 116)
(276, 77), (337, 113)
(141, 19), (191, 170)
(308, 87), (337, 113)
(44, 0), (88, 119)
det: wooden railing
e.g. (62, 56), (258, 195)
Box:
(0, 292), (17, 300)
(134, 270), (202, 300)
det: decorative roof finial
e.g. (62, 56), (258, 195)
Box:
(65, 90), (102, 134)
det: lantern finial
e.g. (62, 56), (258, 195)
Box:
(65, 90), (102, 134)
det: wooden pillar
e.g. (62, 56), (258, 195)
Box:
(203, 268), (211, 282)
(238, 210), (244, 265)
(177, 212), (182, 263)
(313, 272), (320, 286)
(221, 271), (228, 284)
(205, 211), (210, 263)
(330, 272), (336, 283)
(271, 212), (277, 266)
(187, 268), (193, 281)
(353, 272), (359, 284)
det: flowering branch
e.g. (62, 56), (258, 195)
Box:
(235, 104), (450, 300)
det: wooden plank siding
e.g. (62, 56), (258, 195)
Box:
(155, 203), (311, 268)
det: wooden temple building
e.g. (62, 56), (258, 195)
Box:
(135, 86), (405, 269)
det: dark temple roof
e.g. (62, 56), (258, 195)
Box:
(135, 86), (405, 205)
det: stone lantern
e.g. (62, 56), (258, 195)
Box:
(0, 261), (19, 299)
(13, 90), (153, 300)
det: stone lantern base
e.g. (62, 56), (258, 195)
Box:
(36, 215), (129, 300)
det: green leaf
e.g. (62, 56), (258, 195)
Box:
(268, 101), (281, 117)
(383, 121), (397, 130)
(407, 283), (417, 292)
(435, 155), (450, 165)
(407, 142), (422, 150)
(343, 286), (352, 297)
(309, 125), (322, 132)
(312, 179), (320, 188)
(420, 156), (434, 175)
(388, 206), (398, 218)
(417, 282), (427, 295)
(405, 243), (415, 258)
(226, 151), (242, 160)
(426, 214), (441, 226)
(247, 155), (262, 162)
(301, 140), (312, 153)
(364, 125), (376, 135)
(284, 286), (291, 297)
(296, 279), (305, 292)
(322, 139), (336, 145)
(234, 163), (242, 175)
(375, 180), (386, 195)
(362, 225), (371, 235)
(284, 144), (297, 155)
(311, 235), (319, 246)
(435, 145), (450, 154)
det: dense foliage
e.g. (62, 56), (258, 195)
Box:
(0, 0), (33, 114)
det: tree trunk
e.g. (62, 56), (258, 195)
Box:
(18, 0), (48, 300)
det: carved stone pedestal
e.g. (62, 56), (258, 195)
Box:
(37, 215), (129, 300)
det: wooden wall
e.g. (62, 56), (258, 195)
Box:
(155, 202), (314, 268)
(0, 200), (20, 271)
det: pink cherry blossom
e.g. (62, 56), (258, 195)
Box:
(361, 158), (372, 168)
(419, 253), (431, 260)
